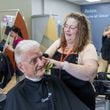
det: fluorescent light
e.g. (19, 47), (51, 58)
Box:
(86, 0), (101, 2)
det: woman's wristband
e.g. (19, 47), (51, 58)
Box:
(42, 53), (49, 58)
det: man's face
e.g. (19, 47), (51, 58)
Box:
(18, 48), (45, 79)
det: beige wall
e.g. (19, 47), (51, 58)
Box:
(0, 0), (32, 38)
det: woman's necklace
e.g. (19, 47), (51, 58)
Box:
(60, 47), (73, 62)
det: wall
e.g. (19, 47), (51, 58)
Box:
(0, 0), (32, 37)
(32, 0), (81, 43)
(32, 0), (80, 24)
(81, 3), (110, 53)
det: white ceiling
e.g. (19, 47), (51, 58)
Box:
(66, 0), (110, 5)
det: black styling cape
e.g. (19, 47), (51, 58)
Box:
(4, 75), (90, 110)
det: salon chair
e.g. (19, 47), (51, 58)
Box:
(94, 72), (110, 110)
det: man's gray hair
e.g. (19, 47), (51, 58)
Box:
(14, 40), (40, 64)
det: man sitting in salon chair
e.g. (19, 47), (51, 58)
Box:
(4, 40), (89, 110)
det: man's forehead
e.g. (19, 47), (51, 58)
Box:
(23, 49), (42, 57)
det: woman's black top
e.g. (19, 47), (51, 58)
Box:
(51, 51), (95, 110)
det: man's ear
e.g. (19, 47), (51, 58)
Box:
(17, 63), (24, 73)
